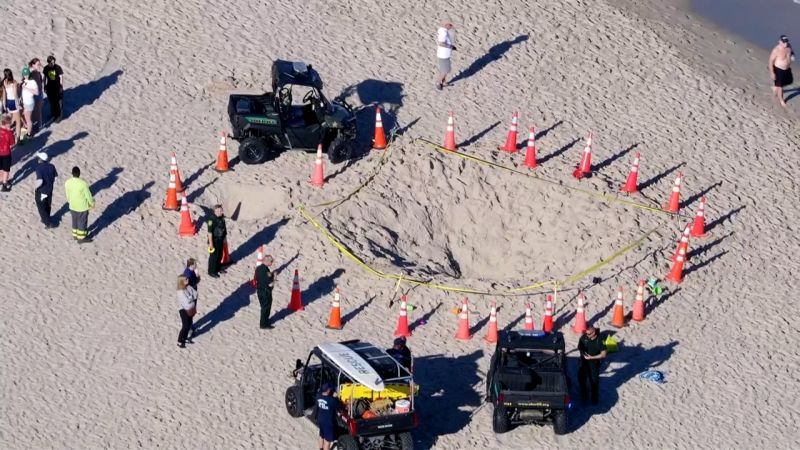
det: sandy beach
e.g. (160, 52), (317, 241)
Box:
(1, 0), (799, 448)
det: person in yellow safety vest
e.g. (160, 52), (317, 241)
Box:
(64, 166), (94, 243)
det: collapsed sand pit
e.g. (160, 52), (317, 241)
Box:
(321, 143), (659, 286)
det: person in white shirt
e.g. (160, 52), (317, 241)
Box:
(436, 22), (456, 90)
(20, 67), (38, 139)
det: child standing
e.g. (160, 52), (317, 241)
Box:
(0, 114), (14, 191)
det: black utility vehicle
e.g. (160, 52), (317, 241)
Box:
(228, 60), (357, 164)
(285, 340), (418, 450)
(486, 330), (571, 435)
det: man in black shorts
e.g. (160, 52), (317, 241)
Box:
(316, 383), (340, 450)
(769, 35), (795, 106)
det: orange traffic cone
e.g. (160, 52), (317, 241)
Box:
(572, 292), (588, 334)
(672, 224), (692, 262)
(443, 112), (457, 151)
(220, 240), (231, 265)
(632, 280), (646, 321)
(170, 152), (185, 193)
(288, 269), (304, 311)
(690, 197), (708, 237)
(215, 132), (230, 172)
(163, 172), (179, 211)
(620, 152), (640, 194)
(542, 295), (554, 332)
(250, 245), (264, 288)
(326, 288), (343, 330)
(373, 107), (387, 150)
(523, 304), (534, 331)
(664, 172), (683, 213)
(524, 127), (538, 168)
(454, 298), (472, 340)
(178, 193), (196, 237)
(310, 144), (325, 187)
(394, 295), (412, 337)
(665, 246), (686, 284)
(610, 287), (626, 328)
(484, 301), (499, 344)
(498, 112), (519, 153)
(572, 132), (593, 179)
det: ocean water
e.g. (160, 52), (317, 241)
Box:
(691, 0), (800, 49)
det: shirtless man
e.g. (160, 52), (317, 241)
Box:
(768, 35), (794, 106)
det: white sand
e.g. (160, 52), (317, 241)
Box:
(1, 0), (799, 448)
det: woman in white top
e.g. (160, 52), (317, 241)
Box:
(176, 275), (198, 348)
(20, 67), (38, 139)
(1, 68), (22, 141)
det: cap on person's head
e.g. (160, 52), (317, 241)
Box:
(321, 383), (333, 393)
(72, 166), (80, 177)
(21, 67), (30, 77)
(393, 337), (406, 346)
(36, 152), (48, 161)
(780, 35), (790, 43)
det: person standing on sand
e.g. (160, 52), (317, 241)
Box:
(207, 204), (227, 278)
(20, 67), (38, 140)
(28, 59), (44, 131)
(316, 383), (341, 450)
(183, 258), (201, 338)
(578, 326), (607, 405)
(436, 22), (456, 90)
(1, 70), (23, 142)
(176, 275), (197, 349)
(64, 166), (94, 243)
(43, 56), (64, 122)
(34, 151), (58, 227)
(254, 254), (275, 329)
(0, 114), (14, 192)
(769, 35), (794, 106)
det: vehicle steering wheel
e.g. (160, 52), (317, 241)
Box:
(302, 90), (317, 105)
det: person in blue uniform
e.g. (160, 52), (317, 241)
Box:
(316, 383), (340, 450)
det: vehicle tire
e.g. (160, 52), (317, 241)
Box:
(492, 405), (510, 434)
(327, 132), (353, 164)
(333, 435), (359, 450)
(397, 432), (414, 450)
(284, 386), (304, 418)
(239, 137), (270, 165)
(553, 410), (568, 435)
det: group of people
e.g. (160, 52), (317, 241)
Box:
(174, 205), (278, 348)
(1, 56), (64, 144)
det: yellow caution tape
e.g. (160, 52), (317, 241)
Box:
(298, 206), (657, 296)
(308, 129), (402, 209)
(417, 138), (690, 218)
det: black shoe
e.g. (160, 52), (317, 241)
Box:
(436, 83), (443, 91)
(186, 338), (194, 344)
(177, 342), (186, 349)
(1, 184), (10, 192)
(219, 268), (227, 274)
(78, 237), (93, 244)
(261, 324), (274, 330)
(209, 273), (220, 278)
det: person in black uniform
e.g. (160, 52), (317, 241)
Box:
(207, 204), (227, 278)
(578, 326), (607, 405)
(316, 383), (340, 450)
(254, 254), (275, 329)
(386, 337), (412, 370)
